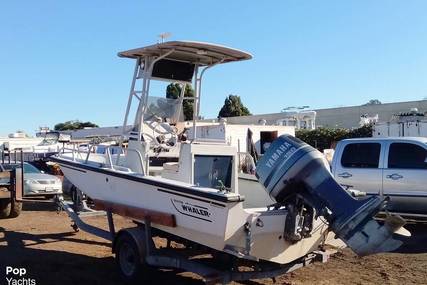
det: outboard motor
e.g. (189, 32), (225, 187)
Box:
(256, 135), (404, 255)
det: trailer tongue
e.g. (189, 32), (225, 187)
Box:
(256, 134), (406, 256)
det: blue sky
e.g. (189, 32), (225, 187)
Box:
(1, 1), (427, 136)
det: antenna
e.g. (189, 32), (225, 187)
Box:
(158, 32), (172, 43)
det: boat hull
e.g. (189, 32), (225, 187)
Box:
(54, 157), (329, 264)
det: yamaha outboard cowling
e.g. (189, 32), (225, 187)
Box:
(256, 135), (403, 255)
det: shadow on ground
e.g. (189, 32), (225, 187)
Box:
(0, 227), (206, 284)
(393, 223), (427, 254)
(22, 200), (59, 212)
(0, 218), (425, 284)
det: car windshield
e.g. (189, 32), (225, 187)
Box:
(2, 163), (41, 174)
(24, 164), (41, 174)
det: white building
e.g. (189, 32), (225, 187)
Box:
(374, 108), (427, 137)
(211, 99), (427, 130)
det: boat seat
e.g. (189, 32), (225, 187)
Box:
(163, 162), (179, 172)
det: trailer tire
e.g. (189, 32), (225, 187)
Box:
(115, 233), (149, 283)
(71, 186), (84, 212)
(9, 199), (22, 218)
(0, 199), (11, 219)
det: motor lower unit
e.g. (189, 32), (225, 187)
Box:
(256, 135), (404, 255)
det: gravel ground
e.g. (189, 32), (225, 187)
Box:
(0, 202), (426, 285)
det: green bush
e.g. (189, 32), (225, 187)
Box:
(295, 124), (372, 151)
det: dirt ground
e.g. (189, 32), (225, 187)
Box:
(0, 202), (426, 285)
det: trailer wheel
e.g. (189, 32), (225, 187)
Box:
(115, 233), (148, 283)
(9, 199), (22, 218)
(0, 199), (11, 219)
(71, 186), (84, 212)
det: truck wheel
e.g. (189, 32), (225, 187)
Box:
(9, 199), (22, 218)
(115, 233), (148, 283)
(0, 199), (11, 219)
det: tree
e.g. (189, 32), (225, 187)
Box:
(295, 124), (373, 151)
(54, 120), (99, 131)
(218, 95), (251, 118)
(363, 99), (382, 106)
(166, 83), (194, 121)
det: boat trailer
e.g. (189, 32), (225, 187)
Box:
(0, 151), (24, 219)
(55, 196), (332, 284)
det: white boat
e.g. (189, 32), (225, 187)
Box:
(52, 41), (405, 265)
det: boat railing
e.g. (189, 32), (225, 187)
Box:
(59, 144), (146, 175)
(59, 145), (87, 162)
(106, 145), (146, 175)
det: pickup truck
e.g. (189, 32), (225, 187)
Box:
(331, 137), (427, 218)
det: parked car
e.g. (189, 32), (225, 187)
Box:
(0, 162), (62, 198)
(331, 137), (427, 218)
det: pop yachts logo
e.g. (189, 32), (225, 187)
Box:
(171, 199), (212, 222)
(5, 266), (36, 285)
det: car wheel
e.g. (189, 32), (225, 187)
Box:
(0, 199), (11, 219)
(9, 199), (22, 218)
